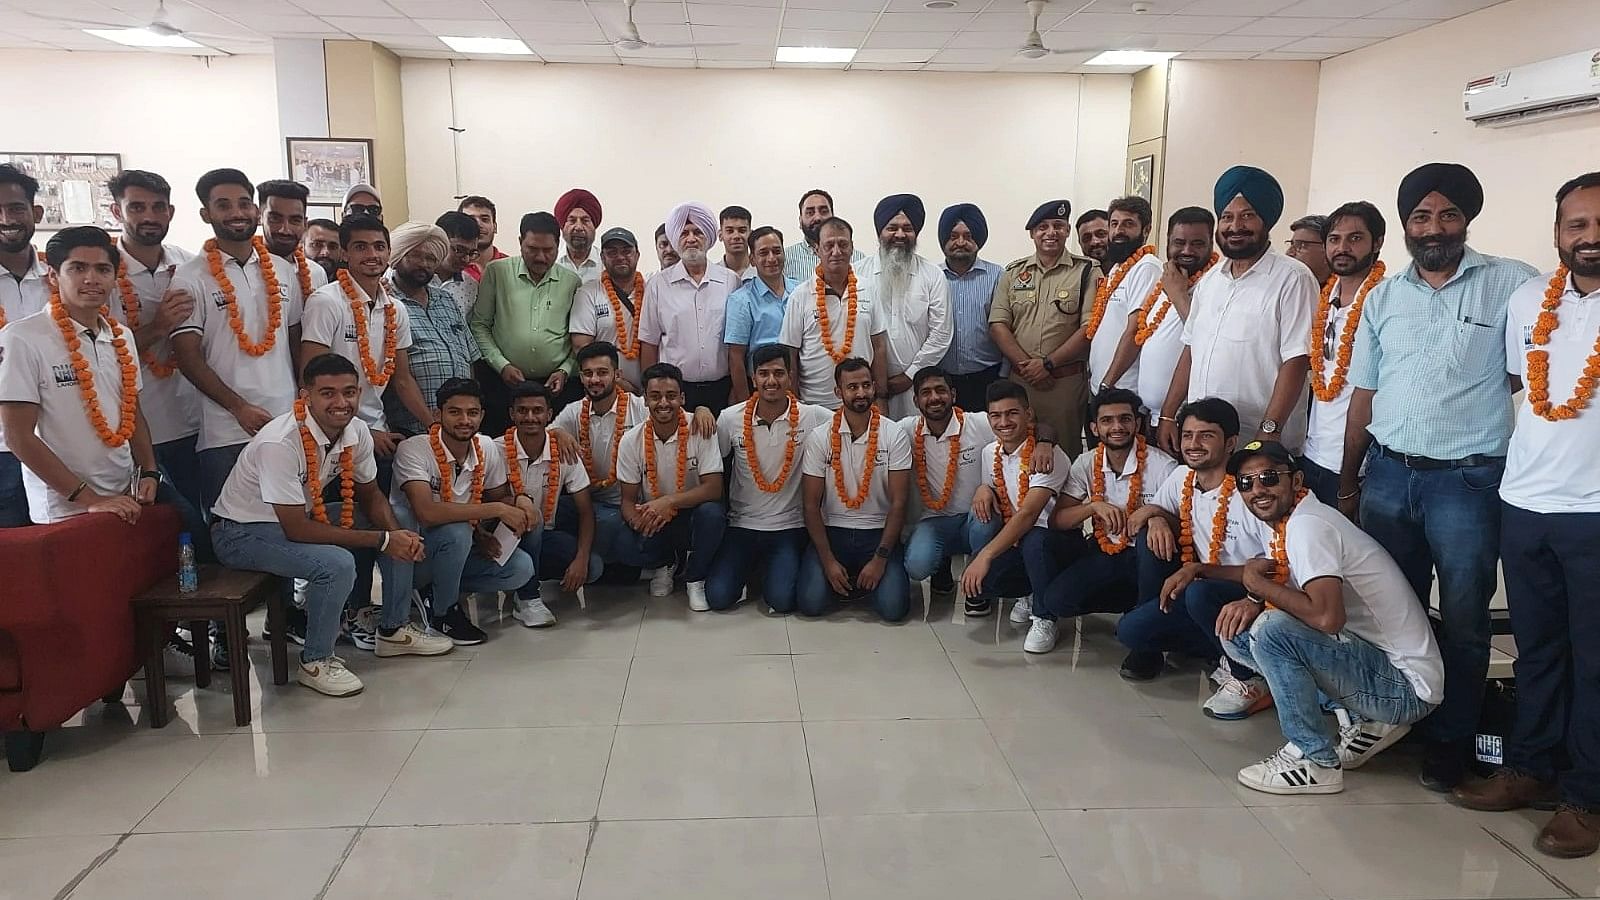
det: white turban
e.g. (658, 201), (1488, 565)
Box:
(389, 222), (449, 266)
(665, 202), (718, 253)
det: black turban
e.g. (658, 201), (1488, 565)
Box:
(1026, 199), (1071, 231)
(938, 203), (988, 248)
(1397, 162), (1484, 223)
(874, 193), (926, 234)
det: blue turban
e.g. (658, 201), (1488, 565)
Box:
(1214, 165), (1285, 229)
(874, 193), (926, 234)
(938, 203), (988, 249)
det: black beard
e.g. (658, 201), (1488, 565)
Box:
(1405, 233), (1466, 273)
(212, 221), (256, 243)
(1103, 236), (1141, 267)
(567, 234), (592, 255)
(945, 249), (976, 268)
(802, 222), (822, 245)
(393, 267), (431, 291)
(126, 225), (167, 247)
(1560, 243), (1600, 279)
(1330, 249), (1380, 278)
(1174, 255), (1207, 276)
(1219, 232), (1269, 261)
(0, 235), (31, 254)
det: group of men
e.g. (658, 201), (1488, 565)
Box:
(0, 154), (1596, 859)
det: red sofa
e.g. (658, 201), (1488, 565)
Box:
(0, 505), (179, 771)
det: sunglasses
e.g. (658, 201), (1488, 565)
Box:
(347, 204), (383, 217)
(1235, 469), (1294, 492)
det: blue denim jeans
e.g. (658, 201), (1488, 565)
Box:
(156, 434), (212, 561)
(797, 526), (911, 622)
(1359, 446), (1501, 744)
(1019, 527), (1088, 610)
(594, 501), (628, 563)
(1034, 531), (1176, 621)
(516, 494), (604, 599)
(904, 514), (974, 582)
(1500, 503), (1600, 808)
(964, 515), (1036, 599)
(1116, 573), (1256, 678)
(212, 518), (353, 663)
(626, 501), (726, 583)
(377, 506), (535, 628)
(1300, 457), (1341, 508)
(0, 451), (31, 528)
(1225, 609), (1437, 767)
(198, 442), (247, 515)
(705, 526), (808, 613)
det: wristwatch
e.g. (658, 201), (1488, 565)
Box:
(139, 469), (161, 482)
(1041, 357), (1056, 374)
(1258, 418), (1281, 435)
(874, 546), (891, 560)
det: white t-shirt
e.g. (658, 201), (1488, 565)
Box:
(1149, 467), (1272, 565)
(0, 250), (54, 453)
(1303, 293), (1358, 473)
(300, 278), (415, 432)
(0, 311), (143, 523)
(505, 429), (591, 516)
(779, 275), (886, 409)
(1064, 440), (1180, 543)
(569, 278), (642, 388)
(1183, 252), (1317, 450)
(1132, 281), (1189, 425)
(717, 397), (833, 531)
(1502, 270), (1600, 513)
(895, 410), (994, 523)
(1089, 252), (1161, 392)
(171, 245), (306, 451)
(551, 391), (648, 507)
(801, 410), (911, 529)
(615, 411), (724, 503)
(390, 431), (510, 512)
(982, 439), (1072, 529)
(1280, 495), (1444, 703)
(109, 243), (200, 445)
(211, 410), (377, 524)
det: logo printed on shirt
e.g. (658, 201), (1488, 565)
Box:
(344, 326), (360, 343)
(210, 290), (229, 308)
(51, 363), (80, 387)
(1522, 324), (1536, 349)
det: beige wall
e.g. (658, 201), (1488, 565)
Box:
(401, 59), (1132, 265)
(324, 41), (410, 222)
(1308, 0), (1599, 271)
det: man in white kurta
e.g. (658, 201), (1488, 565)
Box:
(867, 194), (951, 418)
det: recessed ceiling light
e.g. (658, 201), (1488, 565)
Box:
(439, 36), (533, 55)
(924, 0), (959, 8)
(1083, 50), (1178, 66)
(84, 27), (202, 48)
(776, 46), (856, 63)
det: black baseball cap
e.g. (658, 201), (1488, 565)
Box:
(600, 226), (638, 248)
(1226, 440), (1299, 477)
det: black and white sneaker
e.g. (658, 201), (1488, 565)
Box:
(436, 604), (487, 646)
(1334, 709), (1411, 770)
(264, 606), (308, 646)
(964, 596), (993, 617)
(1238, 743), (1344, 795)
(343, 607), (379, 652)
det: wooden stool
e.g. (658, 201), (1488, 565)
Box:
(132, 566), (288, 728)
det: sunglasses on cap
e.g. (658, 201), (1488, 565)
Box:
(1236, 469), (1294, 492)
(347, 203), (382, 217)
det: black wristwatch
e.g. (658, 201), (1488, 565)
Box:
(139, 469), (161, 482)
(874, 546), (891, 560)
(1042, 357), (1057, 374)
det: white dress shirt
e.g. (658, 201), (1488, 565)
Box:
(557, 253), (601, 288)
(211, 410), (377, 524)
(109, 243), (200, 446)
(1090, 252), (1162, 393)
(639, 262), (737, 383)
(895, 410), (994, 523)
(778, 274), (886, 409)
(801, 410), (911, 530)
(864, 253), (952, 417)
(1303, 290), (1358, 474)
(718, 397), (833, 531)
(301, 278), (415, 433)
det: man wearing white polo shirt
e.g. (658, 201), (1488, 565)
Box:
(258, 179), (329, 295)
(0, 163), (50, 527)
(552, 342), (648, 570)
(639, 202), (738, 415)
(705, 344), (832, 613)
(569, 227), (645, 393)
(1085, 196), (1162, 397)
(779, 217), (889, 410)
(798, 357), (913, 622)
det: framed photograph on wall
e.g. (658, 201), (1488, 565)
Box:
(1129, 154), (1156, 204)
(0, 152), (123, 230)
(285, 137), (375, 206)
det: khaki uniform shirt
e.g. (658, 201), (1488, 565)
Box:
(987, 251), (1095, 357)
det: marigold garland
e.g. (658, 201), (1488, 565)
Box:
(814, 264), (860, 364)
(295, 398), (354, 528)
(1179, 471), (1235, 565)
(912, 409), (964, 511)
(829, 407), (881, 509)
(602, 271), (645, 360)
(291, 247), (315, 300)
(1526, 265), (1600, 422)
(1091, 436), (1146, 555)
(1309, 261), (1386, 401)
(580, 393), (631, 489)
(643, 408), (690, 499)
(1269, 487), (1310, 587)
(430, 425), (486, 516)
(744, 396), (800, 494)
(49, 285), (139, 448)
(205, 237), (284, 357)
(992, 429), (1037, 521)
(503, 428), (562, 522)
(1085, 245), (1154, 339)
(337, 269), (399, 387)
(1134, 253), (1218, 345)
(111, 249), (178, 378)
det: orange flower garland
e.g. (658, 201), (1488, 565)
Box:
(813, 264), (860, 364)
(992, 430), (1037, 521)
(430, 426), (486, 514)
(295, 398), (354, 528)
(111, 254), (178, 378)
(48, 285), (139, 448)
(336, 269), (399, 387)
(643, 409), (690, 499)
(1269, 487), (1309, 587)
(1134, 253), (1218, 345)
(602, 271), (645, 361)
(912, 409), (964, 511)
(1179, 471), (1236, 565)
(205, 237), (284, 357)
(1526, 265), (1600, 422)
(1309, 261), (1386, 401)
(744, 396), (800, 494)
(502, 428), (562, 522)
(1085, 245), (1154, 339)
(580, 394), (630, 489)
(1090, 436), (1146, 555)
(291, 247), (315, 300)
(829, 407), (881, 509)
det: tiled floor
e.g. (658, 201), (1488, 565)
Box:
(0, 587), (1583, 900)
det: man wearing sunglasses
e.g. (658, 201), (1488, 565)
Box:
(343, 183), (382, 223)
(1222, 441), (1443, 796)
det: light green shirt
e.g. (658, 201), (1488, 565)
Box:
(471, 255), (580, 377)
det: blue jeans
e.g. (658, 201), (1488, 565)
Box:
(1359, 446), (1501, 744)
(1117, 573), (1257, 678)
(594, 501), (629, 563)
(1020, 527), (1088, 609)
(964, 515), (1036, 599)
(797, 526), (911, 621)
(1034, 532), (1176, 621)
(627, 501), (726, 583)
(199, 442), (247, 515)
(515, 494), (604, 599)
(1300, 457), (1341, 508)
(904, 514), (974, 582)
(212, 518), (353, 663)
(1225, 609), (1437, 767)
(1500, 503), (1600, 808)
(705, 526), (807, 613)
(377, 507), (535, 628)
(0, 451), (30, 528)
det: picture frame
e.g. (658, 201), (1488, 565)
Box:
(285, 137), (375, 206)
(1129, 153), (1156, 204)
(0, 152), (123, 230)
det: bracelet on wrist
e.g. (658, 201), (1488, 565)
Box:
(1336, 488), (1360, 500)
(67, 480), (89, 502)
(377, 531), (390, 552)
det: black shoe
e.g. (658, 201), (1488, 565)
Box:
(436, 604), (487, 646)
(964, 596), (993, 617)
(1420, 740), (1471, 792)
(1119, 650), (1164, 682)
(264, 607), (308, 646)
(932, 561), (956, 595)
(211, 638), (230, 672)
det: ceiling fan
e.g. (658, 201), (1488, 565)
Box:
(1016, 0), (1082, 59)
(594, 0), (735, 52)
(27, 0), (246, 45)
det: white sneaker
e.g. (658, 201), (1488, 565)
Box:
(162, 637), (198, 678)
(375, 622), (455, 658)
(1007, 594), (1034, 625)
(1203, 673), (1273, 720)
(649, 566), (675, 598)
(1238, 742), (1344, 795)
(1023, 617), (1059, 654)
(512, 596), (557, 628)
(296, 656), (364, 697)
(1335, 709), (1411, 770)
(687, 581), (709, 611)
(1209, 662), (1231, 686)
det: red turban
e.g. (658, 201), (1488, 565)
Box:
(554, 188), (602, 227)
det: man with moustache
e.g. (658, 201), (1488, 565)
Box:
(0, 164), (49, 526)
(865, 194), (951, 418)
(553, 342), (649, 570)
(1342, 163), (1537, 791)
(1075, 208), (1110, 267)
(459, 195), (507, 281)
(784, 189), (866, 282)
(387, 222), (478, 438)
(780, 217), (889, 410)
(719, 205), (755, 281)
(432, 210), (481, 317)
(555, 188), (602, 288)
(1287, 214), (1333, 286)
(1085, 196), (1162, 398)
(302, 218), (342, 282)
(258, 180), (329, 294)
(724, 225), (797, 404)
(1300, 202), (1386, 506)
(640, 202), (739, 414)
(1158, 166), (1316, 454)
(654, 224), (679, 272)
(936, 203), (1004, 413)
(571, 227), (646, 393)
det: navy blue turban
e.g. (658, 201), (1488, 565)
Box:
(938, 203), (988, 248)
(874, 193), (926, 234)
(1214, 165), (1285, 229)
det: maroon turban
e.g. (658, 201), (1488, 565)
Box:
(554, 188), (602, 227)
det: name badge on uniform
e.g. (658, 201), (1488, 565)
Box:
(1011, 270), (1034, 292)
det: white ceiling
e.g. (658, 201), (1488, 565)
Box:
(0, 0), (1508, 72)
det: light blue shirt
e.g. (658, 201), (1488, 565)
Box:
(724, 275), (798, 355)
(939, 258), (1003, 375)
(1349, 246), (1538, 458)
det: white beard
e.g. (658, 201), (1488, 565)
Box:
(879, 242), (916, 301)
(679, 248), (707, 265)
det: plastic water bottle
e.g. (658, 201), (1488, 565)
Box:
(178, 533), (199, 594)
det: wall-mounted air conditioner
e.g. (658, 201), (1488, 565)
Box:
(1463, 49), (1600, 128)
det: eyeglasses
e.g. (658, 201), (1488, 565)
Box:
(1285, 239), (1324, 252)
(347, 204), (383, 217)
(1235, 469), (1294, 492)
(451, 245), (480, 260)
